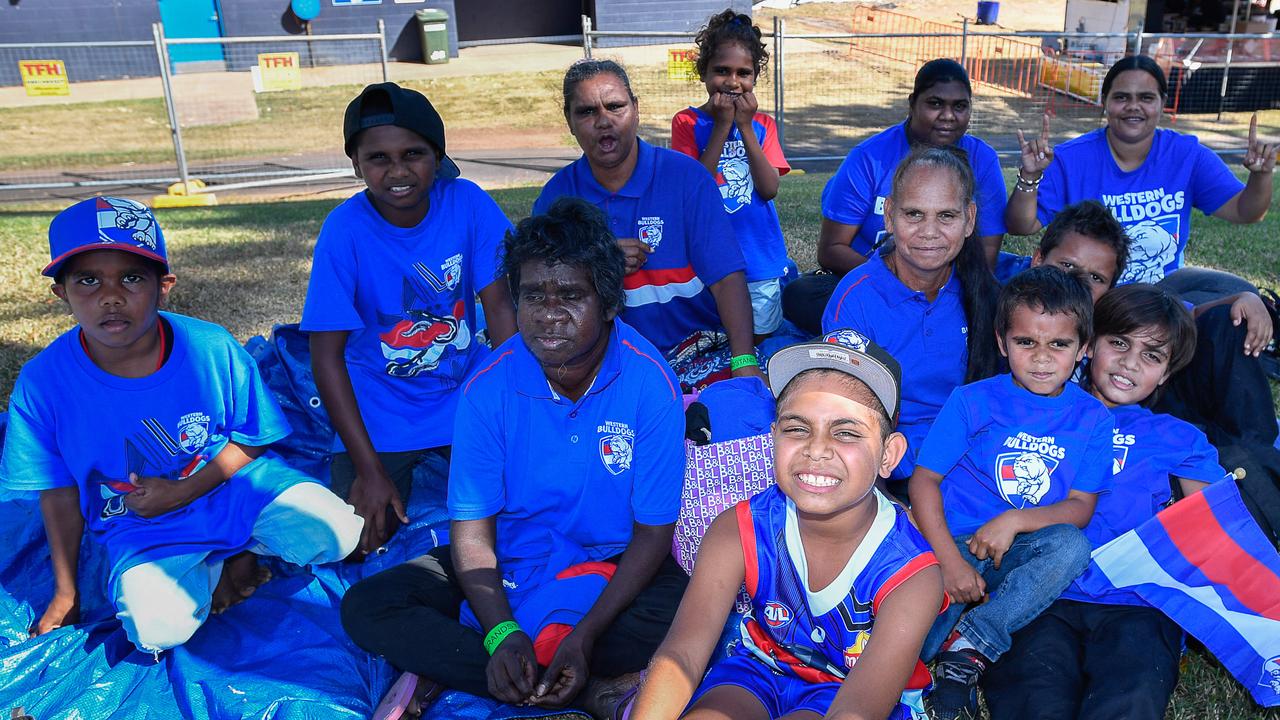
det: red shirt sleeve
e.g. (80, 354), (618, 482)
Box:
(757, 113), (790, 176)
(670, 109), (700, 159)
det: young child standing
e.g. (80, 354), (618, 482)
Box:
(303, 83), (517, 556)
(908, 266), (1114, 720)
(1, 197), (362, 655)
(672, 10), (790, 342)
(630, 329), (945, 720)
(983, 283), (1227, 720)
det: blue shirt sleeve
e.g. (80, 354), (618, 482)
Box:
(630, 378), (685, 526)
(821, 147), (877, 227)
(226, 340), (292, 448)
(686, 167), (746, 285)
(1174, 425), (1229, 484)
(1071, 408), (1115, 495)
(1189, 141), (1245, 216)
(448, 385), (507, 520)
(300, 211), (363, 332)
(465, 182), (512, 292)
(916, 387), (972, 476)
(972, 142), (1008, 237)
(0, 368), (74, 492)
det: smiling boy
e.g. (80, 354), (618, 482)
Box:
(908, 266), (1113, 720)
(1, 197), (361, 655)
(303, 83), (517, 556)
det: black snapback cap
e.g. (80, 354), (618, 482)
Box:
(343, 82), (460, 180)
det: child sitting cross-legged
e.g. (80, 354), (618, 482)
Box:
(629, 329), (946, 720)
(908, 265), (1115, 720)
(1, 197), (363, 655)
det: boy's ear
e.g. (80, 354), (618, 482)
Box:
(50, 282), (67, 304)
(1030, 247), (1045, 267)
(995, 329), (1009, 358)
(350, 155), (363, 180)
(879, 431), (908, 478)
(157, 273), (177, 307)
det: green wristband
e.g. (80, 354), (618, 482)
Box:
(730, 354), (759, 371)
(483, 620), (522, 655)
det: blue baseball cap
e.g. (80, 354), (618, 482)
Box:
(44, 197), (169, 278)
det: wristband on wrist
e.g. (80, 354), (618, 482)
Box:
(483, 621), (523, 655)
(1015, 169), (1042, 186)
(730, 353), (760, 371)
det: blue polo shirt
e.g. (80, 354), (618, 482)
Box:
(0, 313), (308, 597)
(1060, 403), (1227, 605)
(301, 178), (510, 453)
(1037, 128), (1242, 284)
(534, 139), (746, 354)
(918, 374), (1114, 536)
(821, 123), (1007, 259)
(448, 319), (684, 570)
(821, 252), (969, 480)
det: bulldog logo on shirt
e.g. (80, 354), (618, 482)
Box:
(598, 420), (636, 475)
(439, 253), (464, 291)
(638, 216), (664, 251)
(717, 141), (753, 213)
(378, 276), (471, 378)
(176, 412), (211, 454)
(995, 451), (1059, 507)
(1261, 656), (1280, 697)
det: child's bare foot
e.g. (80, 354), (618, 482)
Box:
(579, 671), (643, 720)
(211, 552), (271, 614)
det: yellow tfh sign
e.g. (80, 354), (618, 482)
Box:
(667, 49), (699, 82)
(257, 52), (302, 92)
(18, 60), (70, 96)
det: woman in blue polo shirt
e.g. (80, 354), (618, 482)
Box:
(341, 198), (687, 719)
(783, 58), (1008, 334)
(822, 146), (1003, 484)
(535, 59), (764, 385)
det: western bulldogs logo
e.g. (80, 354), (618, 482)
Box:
(1112, 445), (1130, 475)
(1121, 218), (1179, 284)
(439, 254), (464, 291)
(824, 328), (870, 352)
(638, 216), (664, 250)
(96, 197), (159, 250)
(995, 451), (1058, 507)
(1261, 656), (1280, 696)
(598, 420), (636, 475)
(763, 600), (793, 628)
(717, 147), (753, 213)
(176, 412), (211, 454)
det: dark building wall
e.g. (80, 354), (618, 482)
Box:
(593, 0), (752, 47)
(455, 0), (584, 42)
(0, 0), (161, 85)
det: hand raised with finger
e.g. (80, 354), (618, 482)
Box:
(1017, 113), (1055, 179)
(1243, 113), (1277, 175)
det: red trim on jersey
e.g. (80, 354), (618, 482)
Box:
(736, 500), (760, 597)
(872, 552), (946, 615)
(620, 339), (679, 401)
(534, 623), (574, 667)
(463, 350), (512, 395)
(830, 273), (871, 325)
(744, 618), (843, 684)
(555, 560), (618, 582)
(621, 266), (698, 291)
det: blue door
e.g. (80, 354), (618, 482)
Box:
(158, 0), (225, 65)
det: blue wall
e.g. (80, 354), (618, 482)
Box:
(0, 0), (161, 86)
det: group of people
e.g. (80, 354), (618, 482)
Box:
(3, 7), (1278, 720)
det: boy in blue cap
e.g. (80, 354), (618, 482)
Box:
(2, 197), (362, 654)
(303, 82), (517, 556)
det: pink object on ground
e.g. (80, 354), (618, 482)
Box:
(371, 671), (418, 720)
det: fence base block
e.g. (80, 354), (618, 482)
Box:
(153, 192), (218, 208)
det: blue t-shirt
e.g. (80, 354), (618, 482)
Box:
(301, 178), (510, 452)
(447, 320), (684, 570)
(534, 139), (746, 354)
(671, 107), (791, 282)
(0, 313), (307, 594)
(821, 124), (1008, 259)
(1036, 128), (1243, 284)
(727, 485), (939, 712)
(918, 374), (1114, 536)
(1062, 403), (1228, 605)
(821, 253), (968, 480)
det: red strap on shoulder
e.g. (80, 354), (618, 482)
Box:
(735, 500), (759, 597)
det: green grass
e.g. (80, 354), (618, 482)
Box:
(0, 174), (1278, 718)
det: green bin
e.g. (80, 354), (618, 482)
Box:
(416, 8), (450, 65)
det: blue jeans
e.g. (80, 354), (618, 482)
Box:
(921, 523), (1091, 662)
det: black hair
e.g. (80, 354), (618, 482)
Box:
(1038, 200), (1130, 287)
(694, 9), (769, 78)
(908, 58), (972, 106)
(776, 368), (893, 441)
(996, 265), (1095, 347)
(1089, 284), (1196, 406)
(1101, 55), (1168, 100)
(54, 254), (167, 286)
(562, 59), (636, 117)
(885, 145), (1002, 383)
(503, 196), (626, 315)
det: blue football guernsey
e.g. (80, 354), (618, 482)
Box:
(821, 253), (968, 480)
(0, 313), (308, 595)
(671, 107), (791, 282)
(1036, 128), (1242, 284)
(821, 124), (1007, 259)
(918, 374), (1114, 536)
(1062, 403), (1228, 605)
(447, 320), (684, 571)
(534, 139), (746, 354)
(301, 177), (510, 452)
